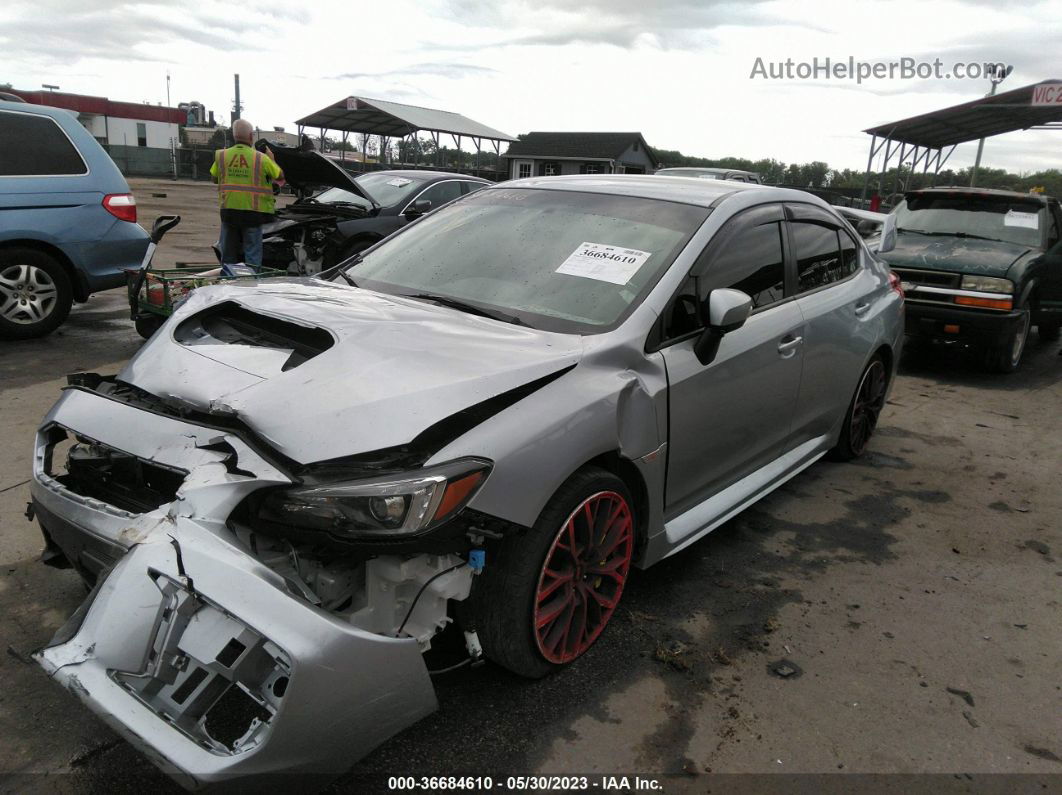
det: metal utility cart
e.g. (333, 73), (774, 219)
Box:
(127, 215), (285, 338)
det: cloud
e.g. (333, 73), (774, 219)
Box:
(335, 62), (499, 80)
(0, 1), (298, 66)
(431, 0), (811, 50)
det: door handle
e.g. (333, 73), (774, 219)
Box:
(777, 335), (803, 355)
(854, 302), (871, 316)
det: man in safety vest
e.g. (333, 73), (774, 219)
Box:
(209, 118), (283, 272)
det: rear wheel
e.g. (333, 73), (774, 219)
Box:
(983, 308), (1030, 373)
(473, 468), (635, 678)
(829, 355), (887, 461)
(0, 249), (73, 339)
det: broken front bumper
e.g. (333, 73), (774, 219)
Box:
(30, 387), (438, 787)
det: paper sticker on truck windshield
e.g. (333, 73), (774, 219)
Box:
(1003, 210), (1039, 229)
(556, 242), (651, 285)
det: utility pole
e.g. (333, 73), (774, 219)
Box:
(232, 73), (242, 122)
(166, 71), (171, 107)
(970, 64), (1013, 187)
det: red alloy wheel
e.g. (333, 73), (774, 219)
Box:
(533, 490), (634, 664)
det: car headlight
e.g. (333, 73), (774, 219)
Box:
(960, 275), (1013, 294)
(259, 458), (491, 539)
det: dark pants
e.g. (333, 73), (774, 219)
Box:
(219, 221), (264, 267)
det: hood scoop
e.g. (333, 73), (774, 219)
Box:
(174, 301), (335, 375)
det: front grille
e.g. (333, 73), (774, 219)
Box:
(892, 267), (961, 288)
(47, 428), (185, 513)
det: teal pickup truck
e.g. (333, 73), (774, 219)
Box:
(880, 188), (1062, 372)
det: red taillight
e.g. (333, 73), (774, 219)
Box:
(103, 193), (137, 223)
(888, 270), (904, 299)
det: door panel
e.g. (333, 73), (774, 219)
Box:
(659, 203), (802, 519)
(792, 268), (877, 445)
(662, 302), (805, 517)
(787, 212), (878, 447)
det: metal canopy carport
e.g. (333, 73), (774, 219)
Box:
(295, 96), (516, 173)
(860, 79), (1062, 204)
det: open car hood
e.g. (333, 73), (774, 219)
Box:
(258, 141), (379, 209)
(119, 280), (583, 464)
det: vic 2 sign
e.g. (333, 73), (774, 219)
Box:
(1031, 84), (1062, 106)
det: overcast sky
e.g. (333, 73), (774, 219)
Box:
(2, 0), (1059, 174)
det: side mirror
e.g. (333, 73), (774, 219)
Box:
(694, 288), (753, 365)
(404, 199), (432, 219)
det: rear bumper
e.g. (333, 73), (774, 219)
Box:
(71, 220), (150, 295)
(30, 388), (438, 787)
(904, 300), (1023, 343)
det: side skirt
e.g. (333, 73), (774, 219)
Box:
(658, 435), (830, 561)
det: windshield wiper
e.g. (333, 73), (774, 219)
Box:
(406, 293), (525, 325)
(325, 254), (362, 286)
(898, 228), (1007, 243)
(949, 232), (1008, 243)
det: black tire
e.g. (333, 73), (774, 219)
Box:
(0, 248), (73, 340)
(828, 354), (888, 462)
(983, 307), (1030, 373)
(134, 314), (165, 339)
(472, 467), (636, 679)
(1038, 321), (1060, 342)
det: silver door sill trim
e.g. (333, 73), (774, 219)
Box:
(663, 435), (829, 558)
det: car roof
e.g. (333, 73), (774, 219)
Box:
(657, 167), (758, 176)
(368, 169), (489, 182)
(0, 98), (76, 118)
(909, 186), (1054, 203)
(497, 173), (817, 210)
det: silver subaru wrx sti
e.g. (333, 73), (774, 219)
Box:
(29, 175), (903, 785)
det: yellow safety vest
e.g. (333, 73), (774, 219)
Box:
(211, 144), (280, 214)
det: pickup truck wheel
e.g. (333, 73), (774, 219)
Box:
(0, 249), (73, 340)
(473, 468), (635, 678)
(1038, 321), (1060, 342)
(828, 355), (887, 462)
(983, 308), (1030, 373)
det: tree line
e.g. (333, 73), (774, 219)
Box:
(653, 148), (1062, 196)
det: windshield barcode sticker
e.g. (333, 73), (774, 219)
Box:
(556, 242), (651, 285)
(1003, 210), (1039, 229)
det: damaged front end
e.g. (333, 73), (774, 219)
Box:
(30, 377), (494, 787)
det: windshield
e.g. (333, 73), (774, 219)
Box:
(313, 173), (428, 209)
(893, 194), (1044, 247)
(340, 188), (708, 333)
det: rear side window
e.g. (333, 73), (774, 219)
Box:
(792, 222), (858, 293)
(0, 110), (88, 176)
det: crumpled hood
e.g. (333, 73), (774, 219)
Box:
(881, 234), (1033, 278)
(120, 280), (583, 464)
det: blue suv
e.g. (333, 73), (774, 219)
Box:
(0, 99), (149, 338)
